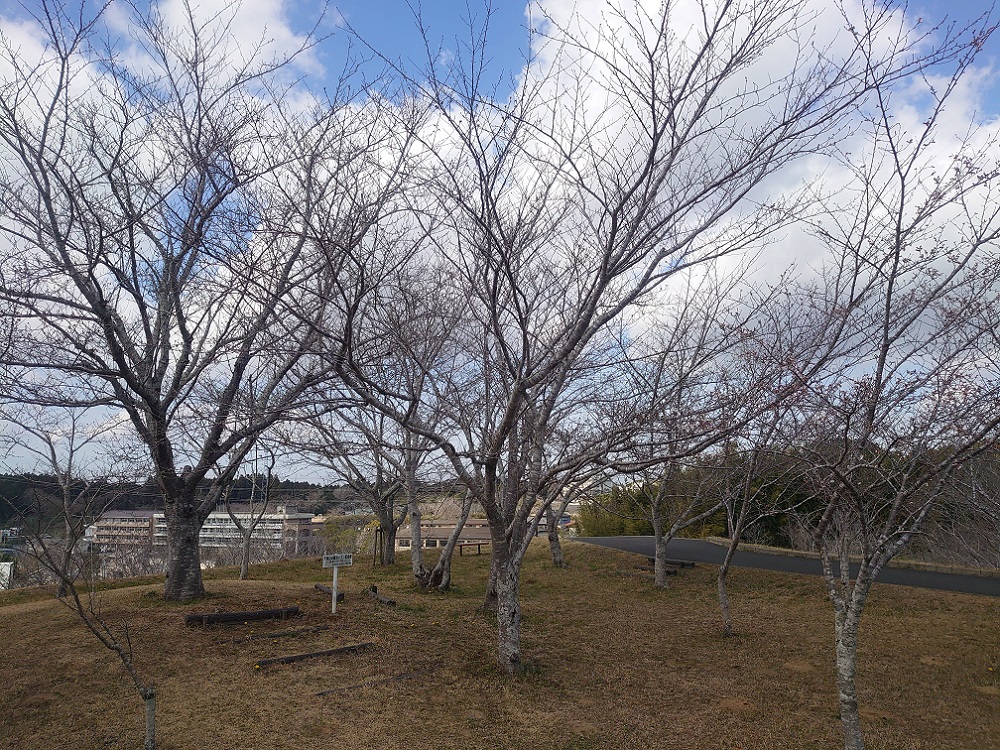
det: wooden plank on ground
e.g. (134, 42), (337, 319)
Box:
(367, 585), (396, 606)
(314, 583), (345, 602)
(254, 642), (375, 669)
(184, 606), (300, 627)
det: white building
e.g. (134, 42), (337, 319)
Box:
(152, 505), (315, 551)
(85, 506), (317, 553)
(84, 510), (156, 547)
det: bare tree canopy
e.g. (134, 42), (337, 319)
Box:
(317, 0), (993, 673)
(0, 2), (414, 599)
(772, 33), (1000, 748)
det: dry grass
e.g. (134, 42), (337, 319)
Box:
(1, 541), (998, 750)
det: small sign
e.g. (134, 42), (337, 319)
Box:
(323, 553), (353, 568)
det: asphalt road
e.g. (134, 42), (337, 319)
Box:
(576, 536), (1000, 598)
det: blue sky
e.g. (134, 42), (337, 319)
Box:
(2, 0), (998, 482)
(326, 0), (1000, 113)
(4, 0), (997, 112)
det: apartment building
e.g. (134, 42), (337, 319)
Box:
(84, 510), (156, 546)
(85, 506), (316, 552)
(152, 505), (316, 551)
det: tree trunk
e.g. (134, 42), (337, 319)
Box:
(482, 551), (499, 612)
(381, 522), (397, 566)
(653, 533), (672, 589)
(652, 500), (674, 590)
(56, 555), (72, 598)
(409, 499), (428, 584)
(163, 510), (205, 601)
(57, 515), (74, 596)
(649, 490), (672, 589)
(428, 537), (457, 592)
(427, 492), (473, 591)
(717, 529), (743, 635)
(835, 607), (865, 750)
(495, 546), (523, 674)
(142, 687), (156, 750)
(718, 554), (734, 636)
(546, 508), (565, 568)
(239, 530), (251, 580)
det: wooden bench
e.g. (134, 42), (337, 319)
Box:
(458, 542), (490, 556)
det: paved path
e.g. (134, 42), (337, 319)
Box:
(576, 536), (1000, 598)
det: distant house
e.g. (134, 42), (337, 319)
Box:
(395, 518), (492, 550)
(395, 495), (570, 550)
(1, 527), (21, 545)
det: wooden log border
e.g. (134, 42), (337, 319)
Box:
(254, 642), (375, 669)
(184, 606), (300, 627)
(367, 585), (396, 606)
(315, 583), (345, 602)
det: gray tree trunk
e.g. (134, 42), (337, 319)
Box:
(163, 511), (205, 600)
(143, 688), (156, 750)
(408, 499), (428, 584)
(239, 531), (251, 580)
(427, 491), (474, 591)
(495, 547), (523, 673)
(546, 507), (565, 568)
(717, 515), (747, 635)
(653, 532), (672, 589)
(717, 543), (737, 636)
(651, 492), (674, 589)
(57, 513), (74, 597)
(376, 515), (397, 565)
(835, 606), (865, 750)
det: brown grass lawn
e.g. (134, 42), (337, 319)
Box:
(1, 541), (998, 750)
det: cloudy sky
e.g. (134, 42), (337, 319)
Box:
(6, 1), (995, 95)
(2, 0), (998, 481)
(337, 0), (999, 111)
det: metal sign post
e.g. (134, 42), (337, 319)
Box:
(322, 553), (354, 613)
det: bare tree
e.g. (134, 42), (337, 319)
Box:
(713, 425), (807, 635)
(0, 405), (156, 748)
(912, 454), (1000, 567)
(0, 404), (120, 592)
(324, 0), (982, 673)
(777, 34), (1000, 749)
(289, 406), (421, 566)
(221, 447), (278, 580)
(62, 577), (158, 750)
(0, 1), (411, 600)
(604, 272), (770, 588)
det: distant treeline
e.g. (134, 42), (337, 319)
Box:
(0, 474), (349, 526)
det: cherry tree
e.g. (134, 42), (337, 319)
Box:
(781, 35), (1000, 749)
(327, 0), (967, 673)
(0, 1), (412, 599)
